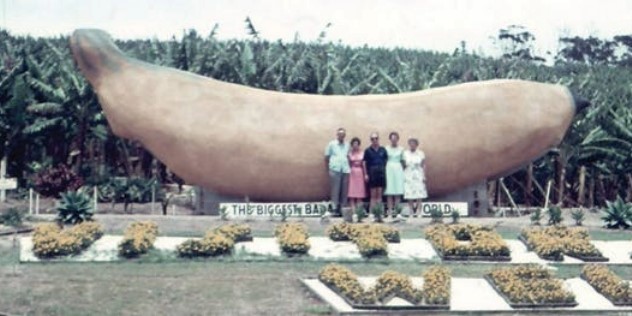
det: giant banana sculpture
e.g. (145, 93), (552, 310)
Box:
(69, 29), (588, 201)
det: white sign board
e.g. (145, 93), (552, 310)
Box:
(220, 202), (330, 218)
(420, 202), (468, 217)
(0, 178), (17, 190)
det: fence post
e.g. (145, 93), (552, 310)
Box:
(151, 186), (156, 214)
(29, 188), (33, 215)
(93, 186), (98, 213)
(35, 193), (40, 215)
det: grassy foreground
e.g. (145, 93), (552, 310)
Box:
(2, 216), (632, 315)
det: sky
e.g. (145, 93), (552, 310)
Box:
(1, 0), (631, 59)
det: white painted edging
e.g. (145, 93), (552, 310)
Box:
(303, 277), (632, 313)
(19, 236), (632, 264)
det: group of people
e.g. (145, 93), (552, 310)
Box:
(324, 128), (428, 221)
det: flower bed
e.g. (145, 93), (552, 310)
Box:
(275, 223), (310, 256)
(213, 223), (253, 242)
(581, 264), (632, 306)
(424, 224), (510, 261)
(176, 223), (253, 258)
(118, 221), (159, 258)
(485, 265), (577, 308)
(317, 264), (450, 310)
(520, 226), (608, 262)
(32, 222), (103, 258)
(326, 223), (400, 243)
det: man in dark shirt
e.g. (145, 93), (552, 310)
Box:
(363, 132), (387, 213)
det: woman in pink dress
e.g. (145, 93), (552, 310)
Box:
(347, 137), (367, 213)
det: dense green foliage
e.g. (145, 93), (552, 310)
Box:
(1, 26), (631, 208)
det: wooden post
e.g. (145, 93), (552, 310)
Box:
(500, 178), (519, 215)
(577, 166), (586, 207)
(544, 180), (552, 209)
(524, 163), (533, 207)
(0, 157), (6, 202)
(35, 193), (40, 215)
(151, 186), (156, 214)
(93, 186), (98, 213)
(29, 188), (33, 215)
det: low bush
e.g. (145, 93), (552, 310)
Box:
(422, 266), (451, 305)
(374, 271), (423, 304)
(425, 224), (510, 259)
(118, 221), (159, 258)
(354, 230), (388, 258)
(32, 164), (83, 198)
(318, 263), (451, 307)
(521, 226), (605, 261)
(487, 265), (576, 306)
(213, 223), (252, 242)
(275, 223), (310, 255)
(0, 207), (25, 227)
(602, 196), (632, 229)
(56, 191), (94, 225)
(32, 221), (103, 258)
(326, 223), (400, 243)
(318, 264), (376, 305)
(176, 232), (234, 257)
(582, 264), (632, 305)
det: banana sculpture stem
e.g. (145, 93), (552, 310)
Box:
(69, 29), (585, 201)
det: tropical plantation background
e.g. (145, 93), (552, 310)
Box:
(1, 22), (632, 213)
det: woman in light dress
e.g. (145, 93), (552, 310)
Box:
(384, 132), (405, 219)
(403, 138), (428, 217)
(347, 137), (367, 213)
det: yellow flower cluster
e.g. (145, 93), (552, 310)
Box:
(275, 223), (310, 255)
(326, 223), (400, 242)
(422, 266), (451, 305)
(487, 265), (575, 305)
(425, 224), (510, 258)
(213, 223), (252, 242)
(32, 221), (104, 258)
(354, 229), (389, 258)
(319, 263), (451, 307)
(177, 232), (235, 258)
(373, 271), (423, 304)
(318, 264), (376, 305)
(521, 226), (604, 261)
(582, 264), (632, 304)
(118, 221), (159, 258)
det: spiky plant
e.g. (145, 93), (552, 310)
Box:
(56, 191), (94, 225)
(602, 196), (632, 229)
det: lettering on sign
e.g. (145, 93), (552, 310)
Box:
(0, 178), (17, 190)
(220, 202), (330, 218)
(420, 202), (468, 217)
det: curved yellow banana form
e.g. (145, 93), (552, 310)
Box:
(70, 29), (583, 201)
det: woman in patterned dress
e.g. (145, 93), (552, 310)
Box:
(347, 137), (367, 214)
(384, 131), (405, 219)
(403, 138), (428, 217)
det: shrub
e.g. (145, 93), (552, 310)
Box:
(374, 271), (423, 304)
(354, 230), (388, 258)
(450, 210), (460, 224)
(582, 264), (632, 305)
(0, 207), (25, 227)
(425, 224), (510, 259)
(547, 205), (563, 226)
(521, 226), (605, 261)
(214, 223), (252, 242)
(32, 222), (103, 258)
(571, 209), (585, 226)
(32, 164), (83, 198)
(318, 264), (376, 305)
(275, 223), (310, 255)
(487, 265), (575, 306)
(422, 266), (451, 305)
(118, 221), (159, 258)
(430, 207), (443, 224)
(370, 203), (384, 222)
(530, 208), (542, 225)
(326, 223), (400, 243)
(355, 205), (366, 223)
(176, 233), (234, 257)
(56, 191), (94, 225)
(602, 196), (632, 229)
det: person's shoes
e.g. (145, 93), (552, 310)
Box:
(395, 214), (406, 222)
